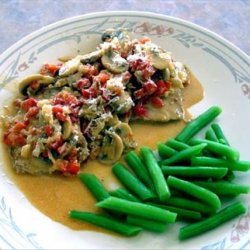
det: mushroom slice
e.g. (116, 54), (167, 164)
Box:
(150, 52), (173, 70)
(19, 74), (55, 95)
(101, 51), (129, 74)
(59, 55), (82, 77)
(114, 122), (137, 150)
(80, 50), (103, 64)
(98, 131), (124, 165)
(62, 118), (72, 140)
(59, 50), (103, 77)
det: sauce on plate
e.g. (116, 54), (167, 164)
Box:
(2, 72), (203, 233)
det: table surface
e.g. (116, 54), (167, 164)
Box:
(0, 0), (249, 56)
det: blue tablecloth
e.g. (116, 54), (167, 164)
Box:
(0, 0), (249, 55)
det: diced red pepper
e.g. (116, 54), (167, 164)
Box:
(56, 159), (80, 175)
(13, 121), (26, 132)
(155, 80), (171, 96)
(122, 71), (132, 83)
(25, 106), (39, 120)
(53, 91), (79, 106)
(50, 136), (64, 150)
(133, 103), (147, 117)
(52, 105), (67, 122)
(40, 63), (62, 76)
(3, 132), (26, 147)
(141, 64), (156, 80)
(57, 143), (67, 155)
(83, 64), (99, 79)
(81, 87), (98, 99)
(42, 150), (49, 158)
(77, 78), (91, 89)
(150, 96), (165, 108)
(30, 81), (40, 90)
(143, 80), (157, 95)
(21, 98), (38, 112)
(44, 125), (53, 137)
(66, 160), (80, 175)
(139, 37), (151, 44)
(134, 88), (146, 99)
(97, 72), (110, 86)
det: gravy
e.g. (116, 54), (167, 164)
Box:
(2, 72), (203, 233)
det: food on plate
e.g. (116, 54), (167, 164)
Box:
(69, 106), (250, 239)
(1, 29), (191, 175)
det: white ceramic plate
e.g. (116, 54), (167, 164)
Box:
(0, 11), (249, 250)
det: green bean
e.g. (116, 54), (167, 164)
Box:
(165, 197), (216, 215)
(69, 211), (142, 236)
(189, 139), (239, 161)
(157, 143), (177, 158)
(211, 123), (230, 145)
(110, 188), (141, 202)
(79, 173), (110, 201)
(159, 143), (207, 166)
(192, 181), (250, 196)
(140, 147), (171, 201)
(223, 171), (235, 181)
(162, 166), (228, 179)
(96, 197), (177, 223)
(175, 106), (222, 142)
(179, 201), (246, 240)
(125, 151), (155, 191)
(205, 128), (219, 142)
(166, 138), (190, 151)
(112, 163), (155, 201)
(191, 156), (250, 171)
(127, 215), (167, 232)
(148, 202), (202, 221)
(167, 176), (221, 211)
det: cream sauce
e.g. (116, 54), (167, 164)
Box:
(2, 72), (203, 234)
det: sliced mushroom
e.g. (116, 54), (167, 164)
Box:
(58, 55), (82, 77)
(162, 68), (170, 81)
(80, 50), (103, 64)
(62, 118), (72, 140)
(109, 91), (134, 114)
(150, 52), (173, 70)
(98, 131), (124, 165)
(114, 122), (137, 150)
(59, 50), (103, 77)
(101, 51), (129, 74)
(19, 74), (55, 95)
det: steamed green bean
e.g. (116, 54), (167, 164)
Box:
(157, 143), (177, 158)
(211, 123), (230, 145)
(165, 197), (216, 215)
(162, 166), (228, 179)
(140, 147), (170, 201)
(159, 143), (207, 166)
(112, 163), (155, 201)
(167, 176), (221, 210)
(179, 201), (246, 240)
(110, 188), (141, 202)
(79, 173), (110, 201)
(175, 106), (222, 142)
(191, 156), (250, 171)
(69, 211), (142, 236)
(189, 138), (239, 161)
(127, 215), (167, 232)
(97, 197), (177, 223)
(166, 138), (190, 151)
(192, 181), (250, 196)
(205, 128), (218, 142)
(148, 202), (202, 221)
(125, 151), (155, 191)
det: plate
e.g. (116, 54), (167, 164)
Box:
(0, 11), (249, 250)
